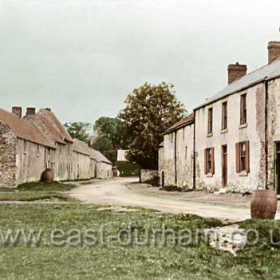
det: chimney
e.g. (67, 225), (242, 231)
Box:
(12, 107), (22, 118)
(268, 41), (280, 64)
(26, 107), (36, 116)
(228, 63), (247, 84)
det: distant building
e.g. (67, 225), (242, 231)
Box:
(117, 150), (129, 162)
(0, 107), (112, 187)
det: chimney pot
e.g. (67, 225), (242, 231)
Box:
(26, 107), (36, 116)
(227, 63), (247, 84)
(12, 107), (22, 118)
(268, 41), (280, 64)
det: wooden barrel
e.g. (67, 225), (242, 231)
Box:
(251, 190), (277, 219)
(41, 168), (54, 183)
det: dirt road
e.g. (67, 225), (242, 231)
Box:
(69, 177), (279, 223)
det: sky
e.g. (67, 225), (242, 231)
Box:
(0, 0), (280, 123)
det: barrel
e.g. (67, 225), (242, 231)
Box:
(250, 190), (277, 219)
(41, 168), (55, 183)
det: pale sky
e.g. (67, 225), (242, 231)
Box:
(1, 0), (280, 123)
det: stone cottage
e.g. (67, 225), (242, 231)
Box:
(0, 107), (112, 187)
(159, 36), (280, 194)
(159, 113), (194, 188)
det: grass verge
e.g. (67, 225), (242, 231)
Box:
(0, 204), (279, 279)
(0, 182), (76, 202)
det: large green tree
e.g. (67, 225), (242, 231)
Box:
(119, 82), (186, 169)
(64, 122), (91, 142)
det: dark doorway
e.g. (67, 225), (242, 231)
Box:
(275, 142), (280, 194)
(222, 145), (227, 188)
(161, 171), (165, 187)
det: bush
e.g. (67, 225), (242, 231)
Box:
(116, 161), (140, 177)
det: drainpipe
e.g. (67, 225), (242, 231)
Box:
(174, 130), (177, 184)
(265, 80), (269, 189)
(193, 112), (196, 190)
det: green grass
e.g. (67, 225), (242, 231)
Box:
(0, 182), (76, 202)
(0, 204), (279, 279)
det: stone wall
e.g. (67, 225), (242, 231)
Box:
(266, 77), (280, 190)
(0, 121), (17, 187)
(140, 169), (158, 183)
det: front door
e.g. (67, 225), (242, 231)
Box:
(222, 145), (227, 187)
(275, 143), (280, 194)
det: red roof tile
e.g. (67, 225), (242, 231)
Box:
(28, 109), (73, 145)
(0, 108), (55, 148)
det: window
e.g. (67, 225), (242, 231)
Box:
(236, 141), (250, 173)
(185, 146), (188, 160)
(222, 101), (227, 130)
(208, 108), (213, 134)
(240, 94), (247, 125)
(204, 148), (215, 174)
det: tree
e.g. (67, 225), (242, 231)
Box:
(94, 117), (130, 149)
(119, 82), (186, 169)
(92, 136), (117, 164)
(93, 117), (131, 165)
(64, 122), (91, 142)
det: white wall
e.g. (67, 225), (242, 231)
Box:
(195, 83), (266, 192)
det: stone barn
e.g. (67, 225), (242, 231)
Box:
(0, 106), (112, 187)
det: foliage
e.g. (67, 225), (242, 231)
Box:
(93, 117), (131, 164)
(94, 117), (131, 149)
(116, 161), (140, 177)
(64, 122), (92, 142)
(119, 82), (186, 169)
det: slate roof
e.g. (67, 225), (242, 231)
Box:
(0, 108), (55, 148)
(164, 113), (194, 135)
(195, 58), (280, 110)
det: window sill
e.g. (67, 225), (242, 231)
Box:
(239, 171), (248, 177)
(207, 133), (213, 138)
(220, 129), (228, 134)
(239, 123), (247, 129)
(206, 173), (213, 177)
